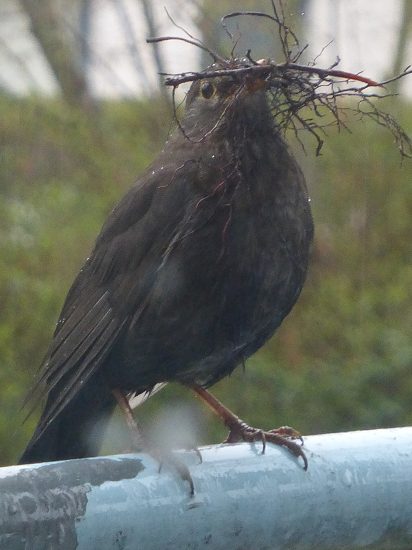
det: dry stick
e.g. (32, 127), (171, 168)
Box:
(147, 37), (381, 89)
(146, 35), (412, 157)
(146, 36), (226, 65)
(221, 9), (300, 63)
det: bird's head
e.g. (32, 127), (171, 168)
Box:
(181, 61), (271, 139)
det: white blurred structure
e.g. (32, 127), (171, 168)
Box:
(0, 0), (411, 99)
(86, 0), (199, 97)
(0, 0), (199, 98)
(305, 0), (411, 96)
(0, 0), (60, 95)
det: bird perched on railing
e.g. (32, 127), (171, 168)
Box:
(19, 58), (314, 488)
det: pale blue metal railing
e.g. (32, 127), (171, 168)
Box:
(1, 427), (412, 549)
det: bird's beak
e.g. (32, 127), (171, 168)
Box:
(244, 77), (267, 95)
(243, 59), (269, 96)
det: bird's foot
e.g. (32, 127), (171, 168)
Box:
(192, 385), (308, 470)
(113, 389), (196, 496)
(156, 445), (202, 497)
(224, 419), (308, 470)
(152, 447), (196, 496)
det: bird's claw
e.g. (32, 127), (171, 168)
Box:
(189, 445), (203, 464)
(224, 421), (308, 470)
(155, 448), (195, 497)
(267, 425), (304, 445)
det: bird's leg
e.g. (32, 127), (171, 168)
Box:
(192, 385), (308, 470)
(112, 389), (195, 496)
(112, 389), (145, 450)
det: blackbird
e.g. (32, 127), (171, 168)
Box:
(19, 60), (314, 471)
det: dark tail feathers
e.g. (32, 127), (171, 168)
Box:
(19, 378), (116, 465)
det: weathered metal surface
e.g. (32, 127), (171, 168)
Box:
(1, 427), (412, 550)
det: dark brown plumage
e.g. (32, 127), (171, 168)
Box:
(19, 61), (313, 465)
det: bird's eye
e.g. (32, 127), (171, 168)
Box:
(200, 81), (216, 99)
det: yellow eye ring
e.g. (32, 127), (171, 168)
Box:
(200, 81), (216, 99)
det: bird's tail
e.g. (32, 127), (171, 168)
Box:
(19, 379), (116, 465)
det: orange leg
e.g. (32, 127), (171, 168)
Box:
(192, 384), (308, 470)
(113, 389), (195, 495)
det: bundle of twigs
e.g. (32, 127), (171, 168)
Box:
(148, 1), (412, 157)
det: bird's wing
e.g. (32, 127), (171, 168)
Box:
(23, 289), (126, 430)
(23, 162), (196, 431)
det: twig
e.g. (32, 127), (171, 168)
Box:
(146, 2), (412, 157)
(147, 36), (226, 65)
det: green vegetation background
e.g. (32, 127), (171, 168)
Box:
(1, 91), (412, 465)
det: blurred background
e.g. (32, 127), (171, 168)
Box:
(1, 0), (412, 465)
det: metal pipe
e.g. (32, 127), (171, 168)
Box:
(1, 427), (412, 549)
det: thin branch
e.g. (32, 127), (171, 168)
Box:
(147, 36), (226, 65)
(157, 61), (381, 88)
(221, 11), (280, 42)
(147, 3), (412, 157)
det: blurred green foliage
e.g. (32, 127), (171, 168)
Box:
(1, 91), (412, 465)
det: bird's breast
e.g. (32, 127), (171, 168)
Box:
(116, 131), (313, 389)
